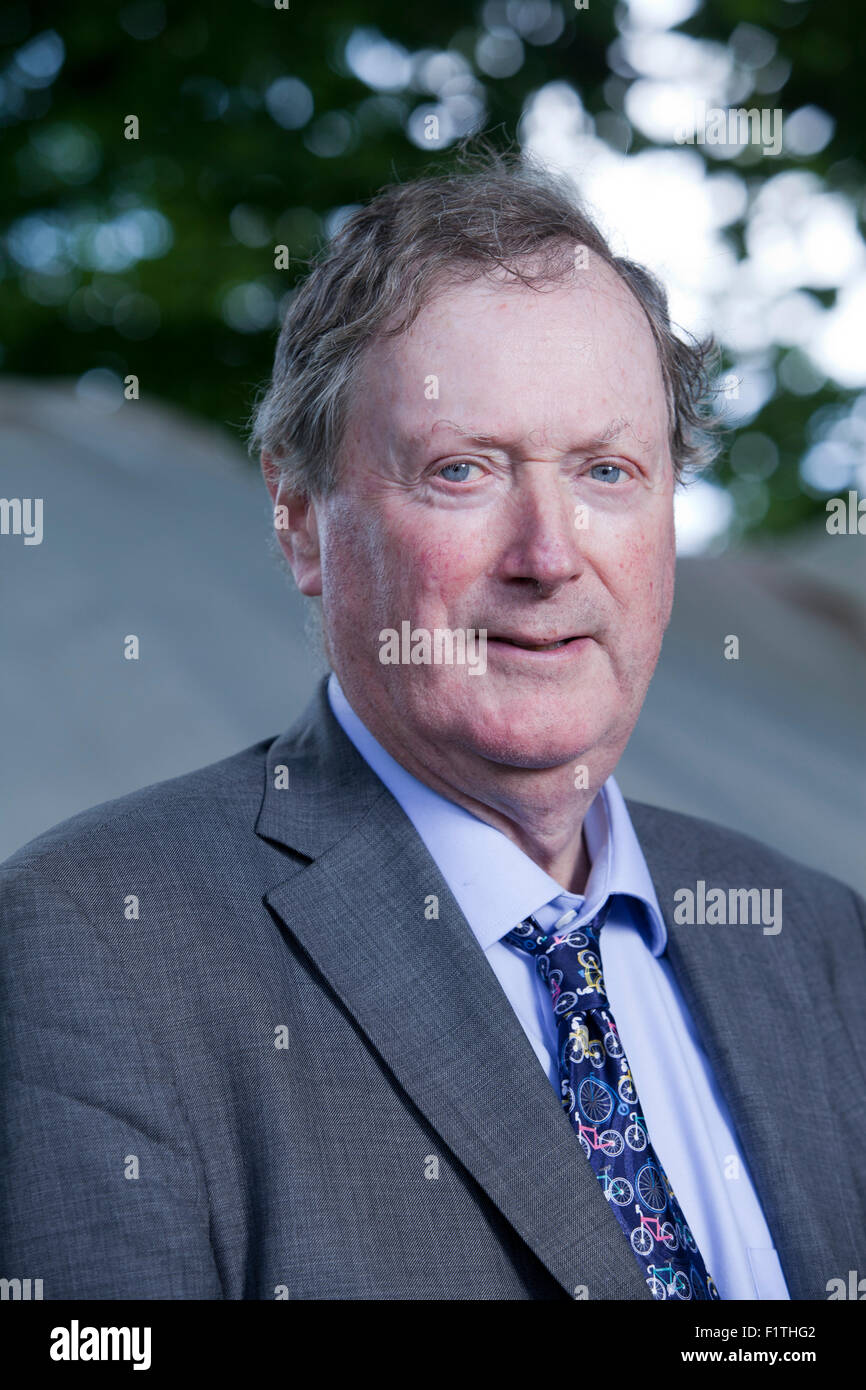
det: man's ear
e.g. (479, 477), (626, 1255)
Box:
(261, 452), (323, 597)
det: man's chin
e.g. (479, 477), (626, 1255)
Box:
(448, 712), (613, 773)
(389, 668), (630, 770)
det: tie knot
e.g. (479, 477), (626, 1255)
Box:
(504, 900), (612, 1020)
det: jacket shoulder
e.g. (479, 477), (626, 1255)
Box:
(0, 735), (276, 887)
(625, 798), (863, 910)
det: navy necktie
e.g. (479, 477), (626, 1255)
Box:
(505, 900), (721, 1301)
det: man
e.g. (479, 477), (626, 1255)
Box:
(2, 151), (864, 1302)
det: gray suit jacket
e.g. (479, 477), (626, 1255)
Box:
(2, 677), (865, 1300)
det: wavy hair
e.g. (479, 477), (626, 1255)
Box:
(248, 141), (722, 495)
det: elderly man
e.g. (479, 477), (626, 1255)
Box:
(2, 152), (864, 1303)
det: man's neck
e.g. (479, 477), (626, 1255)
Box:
(330, 676), (599, 895)
(387, 753), (594, 894)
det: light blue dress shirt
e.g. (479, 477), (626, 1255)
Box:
(327, 672), (789, 1300)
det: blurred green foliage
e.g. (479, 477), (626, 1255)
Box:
(1, 0), (863, 540)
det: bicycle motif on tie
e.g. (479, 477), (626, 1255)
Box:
(625, 1110), (648, 1151)
(599, 1163), (633, 1206)
(577, 1075), (616, 1125)
(630, 1204), (678, 1256)
(576, 1073), (633, 1124)
(577, 948), (604, 994)
(647, 1262), (692, 1300)
(598, 1012), (624, 1058)
(550, 928), (589, 950)
(561, 1013), (624, 1071)
(561, 1019), (605, 1069)
(635, 1161), (668, 1212)
(617, 1063), (637, 1105)
(676, 1221), (699, 1254)
(571, 1117), (625, 1159)
(546, 947), (605, 1014)
(506, 907), (722, 1302)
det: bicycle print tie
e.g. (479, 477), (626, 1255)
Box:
(505, 901), (721, 1301)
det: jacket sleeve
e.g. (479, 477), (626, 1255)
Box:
(0, 862), (224, 1299)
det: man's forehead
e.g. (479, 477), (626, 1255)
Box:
(375, 252), (650, 361)
(356, 257), (669, 453)
(429, 414), (634, 442)
(380, 358), (666, 448)
(420, 414), (646, 453)
(378, 389), (666, 460)
(419, 251), (645, 324)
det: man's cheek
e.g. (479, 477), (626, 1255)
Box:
(607, 532), (661, 587)
(403, 535), (484, 603)
(325, 518), (391, 593)
(610, 533), (674, 634)
(647, 561), (675, 631)
(654, 525), (677, 617)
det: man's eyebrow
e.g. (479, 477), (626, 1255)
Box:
(428, 418), (501, 447)
(426, 416), (636, 450)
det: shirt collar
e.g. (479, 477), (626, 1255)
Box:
(327, 672), (667, 956)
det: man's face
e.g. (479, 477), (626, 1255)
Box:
(289, 253), (676, 783)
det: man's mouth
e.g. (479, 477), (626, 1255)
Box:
(490, 634), (586, 652)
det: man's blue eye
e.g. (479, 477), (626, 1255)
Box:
(438, 461), (476, 482)
(590, 464), (623, 483)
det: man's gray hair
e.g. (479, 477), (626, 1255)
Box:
(248, 143), (722, 496)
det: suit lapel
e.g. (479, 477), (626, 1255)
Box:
(628, 801), (842, 1300)
(257, 681), (650, 1299)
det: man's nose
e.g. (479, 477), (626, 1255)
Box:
(500, 466), (586, 595)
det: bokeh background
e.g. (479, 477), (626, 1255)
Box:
(2, 0), (864, 888)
